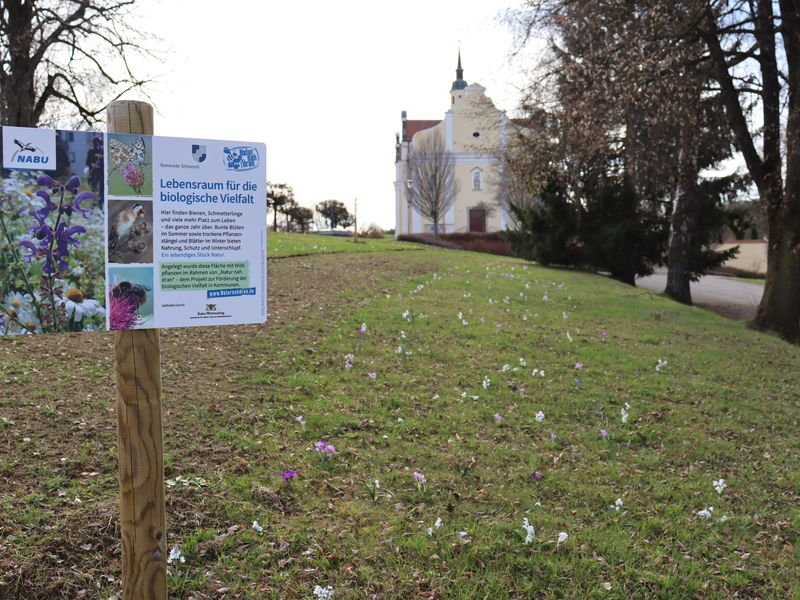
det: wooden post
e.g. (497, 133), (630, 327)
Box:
(108, 100), (167, 600)
(354, 197), (358, 243)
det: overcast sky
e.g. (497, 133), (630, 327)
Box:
(136, 0), (534, 229)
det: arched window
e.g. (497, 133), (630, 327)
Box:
(471, 167), (483, 191)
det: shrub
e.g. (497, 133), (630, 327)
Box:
(359, 223), (386, 239)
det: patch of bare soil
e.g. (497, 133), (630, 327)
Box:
(694, 301), (754, 322)
(0, 251), (433, 599)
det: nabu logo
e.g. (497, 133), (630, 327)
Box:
(12, 139), (48, 164)
(2, 126), (57, 171)
(205, 303), (216, 311)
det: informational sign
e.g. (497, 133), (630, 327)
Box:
(0, 126), (266, 335)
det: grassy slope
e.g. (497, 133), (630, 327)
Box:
(1, 234), (798, 599)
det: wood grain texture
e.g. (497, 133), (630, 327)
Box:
(109, 100), (166, 600)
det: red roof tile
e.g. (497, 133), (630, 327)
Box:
(404, 120), (441, 141)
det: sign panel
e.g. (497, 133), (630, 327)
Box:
(0, 126), (266, 335)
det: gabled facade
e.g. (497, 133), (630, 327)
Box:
(394, 53), (510, 235)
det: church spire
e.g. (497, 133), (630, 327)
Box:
(451, 48), (467, 93)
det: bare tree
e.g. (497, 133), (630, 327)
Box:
(407, 130), (460, 239)
(315, 199), (353, 230)
(267, 182), (295, 232)
(0, 0), (159, 128)
(507, 0), (800, 340)
(288, 205), (314, 233)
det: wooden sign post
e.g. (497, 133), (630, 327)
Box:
(109, 100), (167, 600)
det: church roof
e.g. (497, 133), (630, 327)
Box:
(403, 120), (441, 142)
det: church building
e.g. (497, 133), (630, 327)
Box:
(394, 53), (511, 235)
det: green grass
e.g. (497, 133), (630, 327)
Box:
(267, 231), (411, 257)
(733, 277), (766, 286)
(2, 241), (799, 599)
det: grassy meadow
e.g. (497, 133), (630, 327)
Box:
(1, 234), (799, 599)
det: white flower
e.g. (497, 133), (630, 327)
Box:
(611, 498), (623, 511)
(557, 532), (568, 543)
(382, 434), (388, 439)
(397, 418), (403, 423)
(435, 517), (442, 529)
(532, 369), (538, 376)
(522, 518), (535, 544)
(540, 371), (545, 377)
(396, 346), (402, 354)
(567, 332), (573, 342)
(502, 364), (510, 372)
(458, 312), (463, 319)
(313, 585), (334, 600)
(405, 351), (412, 356)
(698, 506), (714, 519)
(427, 527), (434, 537)
(64, 290), (105, 322)
(535, 411), (545, 423)
(458, 531), (467, 538)
(718, 515), (728, 522)
(713, 478), (727, 494)
(252, 520), (263, 533)
(167, 544), (185, 564)
(621, 408), (629, 424)
(401, 330), (406, 339)
(483, 377), (490, 390)
(361, 323), (367, 331)
(432, 395), (439, 400)
(4, 291), (32, 313)
(462, 319), (468, 325)
(520, 358), (526, 366)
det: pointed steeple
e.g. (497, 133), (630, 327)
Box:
(451, 48), (467, 93)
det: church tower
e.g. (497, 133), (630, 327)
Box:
(450, 50), (467, 107)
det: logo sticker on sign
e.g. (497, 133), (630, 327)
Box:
(223, 146), (259, 172)
(2, 126), (56, 170)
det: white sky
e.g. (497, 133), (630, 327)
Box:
(135, 0), (533, 229)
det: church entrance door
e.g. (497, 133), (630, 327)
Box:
(469, 208), (486, 232)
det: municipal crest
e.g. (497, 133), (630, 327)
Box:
(191, 144), (207, 163)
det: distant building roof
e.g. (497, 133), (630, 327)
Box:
(403, 120), (441, 142)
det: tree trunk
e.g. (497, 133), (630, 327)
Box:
(3, 0), (36, 127)
(666, 109), (699, 305)
(751, 99), (800, 340)
(750, 0), (800, 341)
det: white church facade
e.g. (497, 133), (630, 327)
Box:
(394, 53), (513, 235)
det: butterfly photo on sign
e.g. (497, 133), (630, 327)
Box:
(106, 133), (153, 197)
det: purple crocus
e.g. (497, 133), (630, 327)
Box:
(314, 440), (336, 460)
(601, 429), (608, 438)
(280, 469), (297, 485)
(531, 471), (542, 480)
